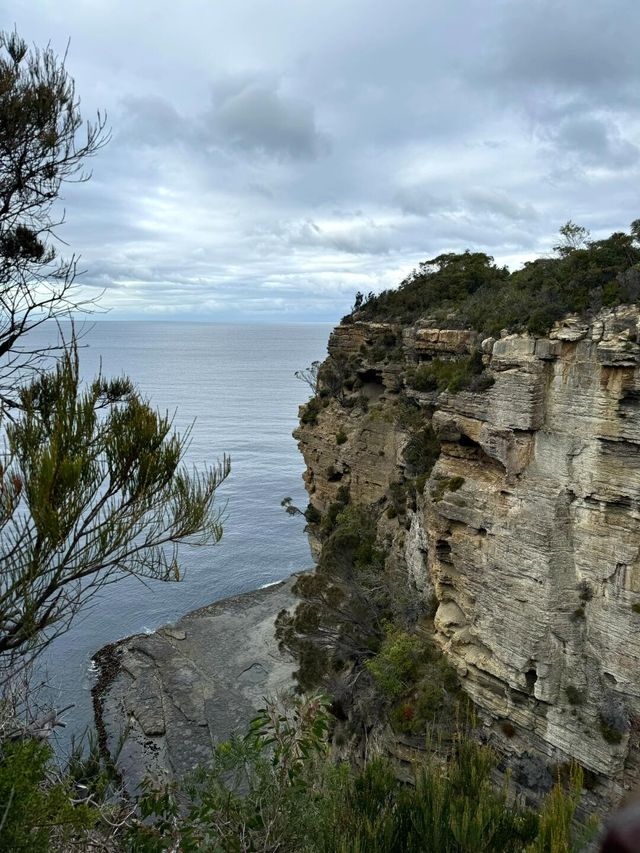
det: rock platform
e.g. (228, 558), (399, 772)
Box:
(93, 576), (301, 791)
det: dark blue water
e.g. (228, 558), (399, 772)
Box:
(33, 321), (330, 748)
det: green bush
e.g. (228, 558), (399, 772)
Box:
(432, 476), (465, 502)
(301, 396), (322, 425)
(129, 697), (596, 853)
(304, 503), (322, 524)
(403, 423), (441, 477)
(366, 627), (423, 700)
(351, 224), (640, 337)
(0, 739), (99, 852)
(336, 430), (348, 445)
(408, 351), (485, 395)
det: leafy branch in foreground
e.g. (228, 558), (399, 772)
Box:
(127, 695), (596, 853)
(0, 342), (230, 675)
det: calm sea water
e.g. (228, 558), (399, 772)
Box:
(32, 321), (331, 749)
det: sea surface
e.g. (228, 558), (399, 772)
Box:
(31, 321), (332, 750)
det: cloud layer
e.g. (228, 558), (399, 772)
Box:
(6, 0), (640, 321)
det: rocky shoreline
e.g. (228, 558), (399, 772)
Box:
(92, 574), (303, 791)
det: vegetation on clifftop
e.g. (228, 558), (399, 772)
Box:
(349, 221), (640, 336)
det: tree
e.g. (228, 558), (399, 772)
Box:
(294, 360), (321, 395)
(0, 348), (230, 675)
(553, 220), (591, 257)
(0, 30), (109, 411)
(0, 33), (230, 687)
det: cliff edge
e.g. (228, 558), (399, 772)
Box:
(294, 304), (640, 810)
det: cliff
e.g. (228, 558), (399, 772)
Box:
(294, 305), (640, 810)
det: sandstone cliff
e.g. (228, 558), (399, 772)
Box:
(294, 306), (640, 809)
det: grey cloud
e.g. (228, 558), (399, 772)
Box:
(552, 115), (639, 168)
(464, 189), (539, 223)
(491, 0), (640, 97)
(119, 95), (186, 145)
(6, 0), (640, 323)
(209, 78), (329, 161)
(394, 185), (449, 217)
(119, 78), (329, 166)
(257, 216), (397, 256)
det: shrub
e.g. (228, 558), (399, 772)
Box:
(565, 685), (585, 706)
(366, 628), (423, 700)
(388, 480), (408, 516)
(130, 699), (597, 853)
(599, 694), (629, 744)
(351, 224), (640, 338)
(408, 352), (485, 394)
(415, 473), (429, 495)
(632, 602), (640, 614)
(304, 503), (322, 524)
(599, 720), (623, 744)
(301, 396), (322, 425)
(403, 424), (441, 477)
(577, 580), (593, 603)
(500, 721), (516, 738)
(336, 430), (348, 445)
(432, 476), (465, 502)
(0, 739), (99, 852)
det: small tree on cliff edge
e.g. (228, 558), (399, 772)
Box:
(0, 32), (230, 699)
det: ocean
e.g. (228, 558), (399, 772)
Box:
(31, 321), (332, 750)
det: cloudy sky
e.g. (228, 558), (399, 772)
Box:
(4, 0), (640, 322)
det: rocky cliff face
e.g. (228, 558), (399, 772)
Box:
(294, 306), (640, 808)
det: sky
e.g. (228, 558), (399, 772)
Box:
(3, 0), (640, 322)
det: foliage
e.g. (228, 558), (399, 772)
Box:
(127, 693), (333, 852)
(599, 693), (629, 744)
(335, 429), (347, 445)
(525, 764), (597, 853)
(553, 221), (591, 257)
(366, 627), (423, 700)
(408, 351), (486, 394)
(0, 31), (230, 850)
(0, 30), (109, 406)
(295, 361), (321, 394)
(565, 686), (584, 706)
(276, 504), (388, 690)
(352, 223), (640, 337)
(576, 581), (593, 604)
(366, 624), (466, 736)
(317, 355), (353, 401)
(388, 479), (410, 517)
(0, 348), (229, 671)
(304, 502), (322, 524)
(403, 423), (441, 478)
(129, 699), (595, 853)
(432, 476), (465, 502)
(300, 395), (322, 425)
(0, 737), (100, 852)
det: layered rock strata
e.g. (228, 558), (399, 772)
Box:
(294, 306), (640, 808)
